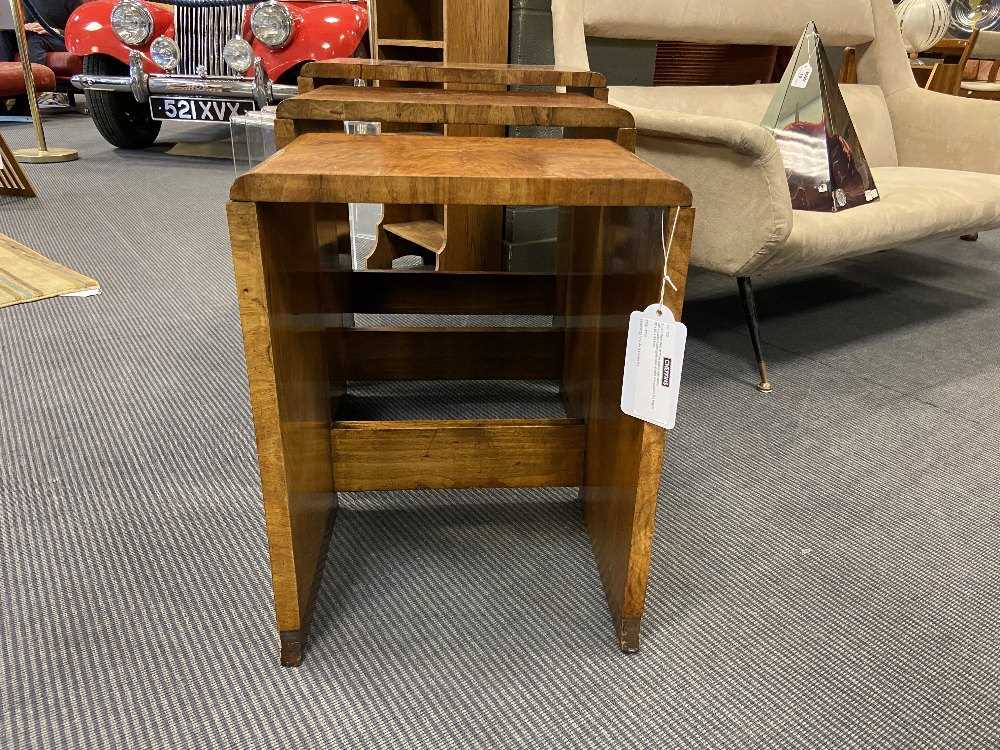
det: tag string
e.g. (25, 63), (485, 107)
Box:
(659, 207), (680, 314)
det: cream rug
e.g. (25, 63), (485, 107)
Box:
(0, 232), (99, 308)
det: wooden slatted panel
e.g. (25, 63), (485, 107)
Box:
(331, 418), (585, 490)
(0, 133), (34, 197)
(653, 42), (782, 86)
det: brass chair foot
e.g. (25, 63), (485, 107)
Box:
(756, 358), (772, 393)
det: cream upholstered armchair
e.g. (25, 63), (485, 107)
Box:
(553, 0), (1000, 390)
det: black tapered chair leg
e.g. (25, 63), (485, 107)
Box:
(736, 276), (773, 393)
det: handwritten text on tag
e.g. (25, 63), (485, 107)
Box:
(791, 62), (813, 89)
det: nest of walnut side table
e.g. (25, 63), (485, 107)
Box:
(227, 132), (694, 666)
(276, 58), (632, 272)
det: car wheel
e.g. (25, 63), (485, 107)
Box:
(83, 54), (161, 149)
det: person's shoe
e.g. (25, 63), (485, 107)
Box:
(36, 92), (70, 109)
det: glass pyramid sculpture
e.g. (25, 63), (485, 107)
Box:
(762, 22), (880, 213)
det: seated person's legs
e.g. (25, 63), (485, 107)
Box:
(26, 28), (64, 65)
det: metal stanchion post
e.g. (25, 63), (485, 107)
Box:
(8, 0), (78, 163)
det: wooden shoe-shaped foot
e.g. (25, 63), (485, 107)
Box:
(280, 630), (307, 668)
(616, 616), (642, 654)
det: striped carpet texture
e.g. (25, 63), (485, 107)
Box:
(1, 115), (999, 749)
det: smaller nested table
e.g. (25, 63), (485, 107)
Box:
(276, 58), (633, 272)
(279, 58), (621, 149)
(228, 133), (694, 666)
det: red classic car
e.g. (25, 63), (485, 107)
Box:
(66, 0), (367, 148)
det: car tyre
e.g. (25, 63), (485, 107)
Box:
(83, 55), (161, 149)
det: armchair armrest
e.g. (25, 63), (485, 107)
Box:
(627, 106), (781, 161)
(620, 105), (794, 276)
(888, 87), (1000, 174)
(299, 58), (606, 93)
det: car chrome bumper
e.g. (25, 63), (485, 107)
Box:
(71, 52), (296, 108)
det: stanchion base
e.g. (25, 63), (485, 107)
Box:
(14, 147), (79, 163)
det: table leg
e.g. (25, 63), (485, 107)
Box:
(564, 205), (694, 651)
(440, 123), (505, 271)
(228, 201), (352, 666)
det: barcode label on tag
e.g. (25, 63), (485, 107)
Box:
(620, 304), (687, 430)
(791, 62), (813, 89)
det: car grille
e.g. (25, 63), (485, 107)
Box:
(175, 4), (249, 77)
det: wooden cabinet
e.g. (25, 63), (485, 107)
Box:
(369, 0), (508, 64)
(363, 0), (510, 270)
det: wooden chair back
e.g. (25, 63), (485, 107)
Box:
(957, 28), (1000, 88)
(924, 61), (965, 94)
(0, 132), (34, 197)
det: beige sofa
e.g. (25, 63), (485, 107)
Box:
(553, 0), (1000, 390)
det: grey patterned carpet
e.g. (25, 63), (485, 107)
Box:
(1, 114), (998, 749)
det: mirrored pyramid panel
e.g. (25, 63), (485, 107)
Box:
(762, 21), (880, 213)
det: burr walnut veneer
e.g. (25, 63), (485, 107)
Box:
(228, 132), (694, 666)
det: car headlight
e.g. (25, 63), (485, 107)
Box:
(223, 37), (254, 73)
(110, 0), (153, 46)
(149, 36), (180, 71)
(250, 1), (293, 49)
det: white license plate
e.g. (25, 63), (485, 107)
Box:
(149, 96), (253, 123)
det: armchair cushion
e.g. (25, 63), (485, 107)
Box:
(0, 62), (55, 98)
(748, 166), (1000, 274)
(960, 81), (1000, 92)
(615, 84), (906, 275)
(635, 112), (1000, 275)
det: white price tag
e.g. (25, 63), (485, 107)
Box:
(620, 304), (687, 430)
(791, 62), (813, 89)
